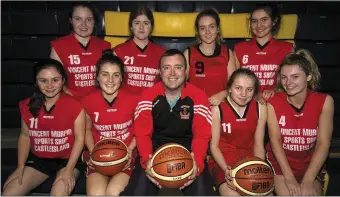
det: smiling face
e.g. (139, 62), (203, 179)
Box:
(250, 9), (275, 39)
(131, 14), (152, 41)
(36, 67), (64, 99)
(198, 16), (219, 44)
(280, 64), (311, 97)
(160, 54), (187, 92)
(229, 75), (256, 107)
(71, 6), (95, 38)
(97, 62), (123, 99)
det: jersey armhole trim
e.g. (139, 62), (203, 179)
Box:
(218, 105), (223, 121)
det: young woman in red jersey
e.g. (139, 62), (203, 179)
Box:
(50, 2), (111, 99)
(2, 59), (85, 196)
(113, 7), (165, 95)
(81, 51), (137, 196)
(184, 8), (236, 106)
(209, 68), (267, 196)
(234, 4), (293, 102)
(266, 49), (334, 196)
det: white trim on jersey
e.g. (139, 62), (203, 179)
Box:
(135, 101), (152, 119)
(194, 105), (212, 125)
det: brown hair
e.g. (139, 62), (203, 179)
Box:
(128, 6), (154, 39)
(276, 49), (321, 91)
(194, 8), (223, 44)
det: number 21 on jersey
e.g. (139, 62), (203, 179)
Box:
(222, 123), (231, 133)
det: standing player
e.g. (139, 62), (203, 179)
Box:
(184, 8), (236, 106)
(209, 68), (267, 196)
(133, 49), (213, 195)
(2, 59), (85, 196)
(50, 2), (111, 99)
(81, 52), (138, 196)
(234, 4), (293, 102)
(113, 7), (165, 95)
(266, 49), (334, 196)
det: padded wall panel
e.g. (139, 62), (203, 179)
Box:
(105, 36), (128, 48)
(91, 1), (119, 11)
(11, 11), (59, 35)
(156, 1), (194, 13)
(295, 41), (340, 66)
(307, 2), (340, 15)
(223, 39), (245, 50)
(2, 12), (11, 34)
(279, 2), (307, 14)
(319, 68), (340, 92)
(1, 1), (10, 11)
(9, 1), (46, 11)
(334, 117), (340, 138)
(152, 37), (195, 52)
(2, 36), (12, 59)
(11, 36), (56, 59)
(105, 11), (297, 39)
(45, 1), (72, 11)
(194, 2), (232, 13)
(1, 85), (34, 107)
(56, 11), (70, 36)
(119, 1), (156, 12)
(95, 13), (106, 36)
(1, 108), (21, 128)
(295, 15), (340, 41)
(328, 92), (340, 116)
(2, 60), (36, 84)
(231, 2), (257, 14)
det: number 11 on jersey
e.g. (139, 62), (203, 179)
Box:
(222, 123), (231, 133)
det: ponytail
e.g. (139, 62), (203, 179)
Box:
(276, 49), (321, 92)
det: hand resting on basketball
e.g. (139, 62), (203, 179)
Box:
(179, 152), (198, 190)
(146, 154), (162, 188)
(224, 165), (237, 191)
(123, 147), (133, 170)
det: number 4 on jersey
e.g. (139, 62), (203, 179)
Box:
(279, 116), (286, 126)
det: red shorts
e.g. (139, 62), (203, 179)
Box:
(82, 149), (137, 177)
(266, 152), (326, 184)
(208, 158), (227, 188)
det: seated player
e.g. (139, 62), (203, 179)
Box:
(133, 49), (214, 195)
(81, 51), (138, 196)
(2, 59), (85, 196)
(266, 49), (334, 196)
(209, 68), (267, 196)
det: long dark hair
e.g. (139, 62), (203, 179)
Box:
(128, 6), (154, 39)
(69, 1), (98, 34)
(95, 49), (125, 88)
(28, 59), (68, 117)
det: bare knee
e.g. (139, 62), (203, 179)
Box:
(50, 181), (71, 196)
(87, 189), (106, 196)
(106, 188), (122, 196)
(219, 183), (240, 196)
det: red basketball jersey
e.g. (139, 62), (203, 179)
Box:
(51, 33), (111, 99)
(19, 93), (82, 159)
(113, 40), (165, 95)
(188, 44), (229, 97)
(234, 38), (293, 92)
(219, 98), (259, 165)
(266, 91), (327, 169)
(81, 89), (137, 146)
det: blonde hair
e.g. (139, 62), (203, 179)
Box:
(276, 49), (321, 92)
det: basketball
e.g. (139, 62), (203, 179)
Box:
(150, 143), (194, 188)
(91, 138), (129, 176)
(231, 156), (274, 196)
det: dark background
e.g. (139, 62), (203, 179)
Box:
(1, 1), (340, 195)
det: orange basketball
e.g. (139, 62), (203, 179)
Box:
(231, 156), (274, 196)
(91, 138), (128, 176)
(151, 143), (194, 188)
